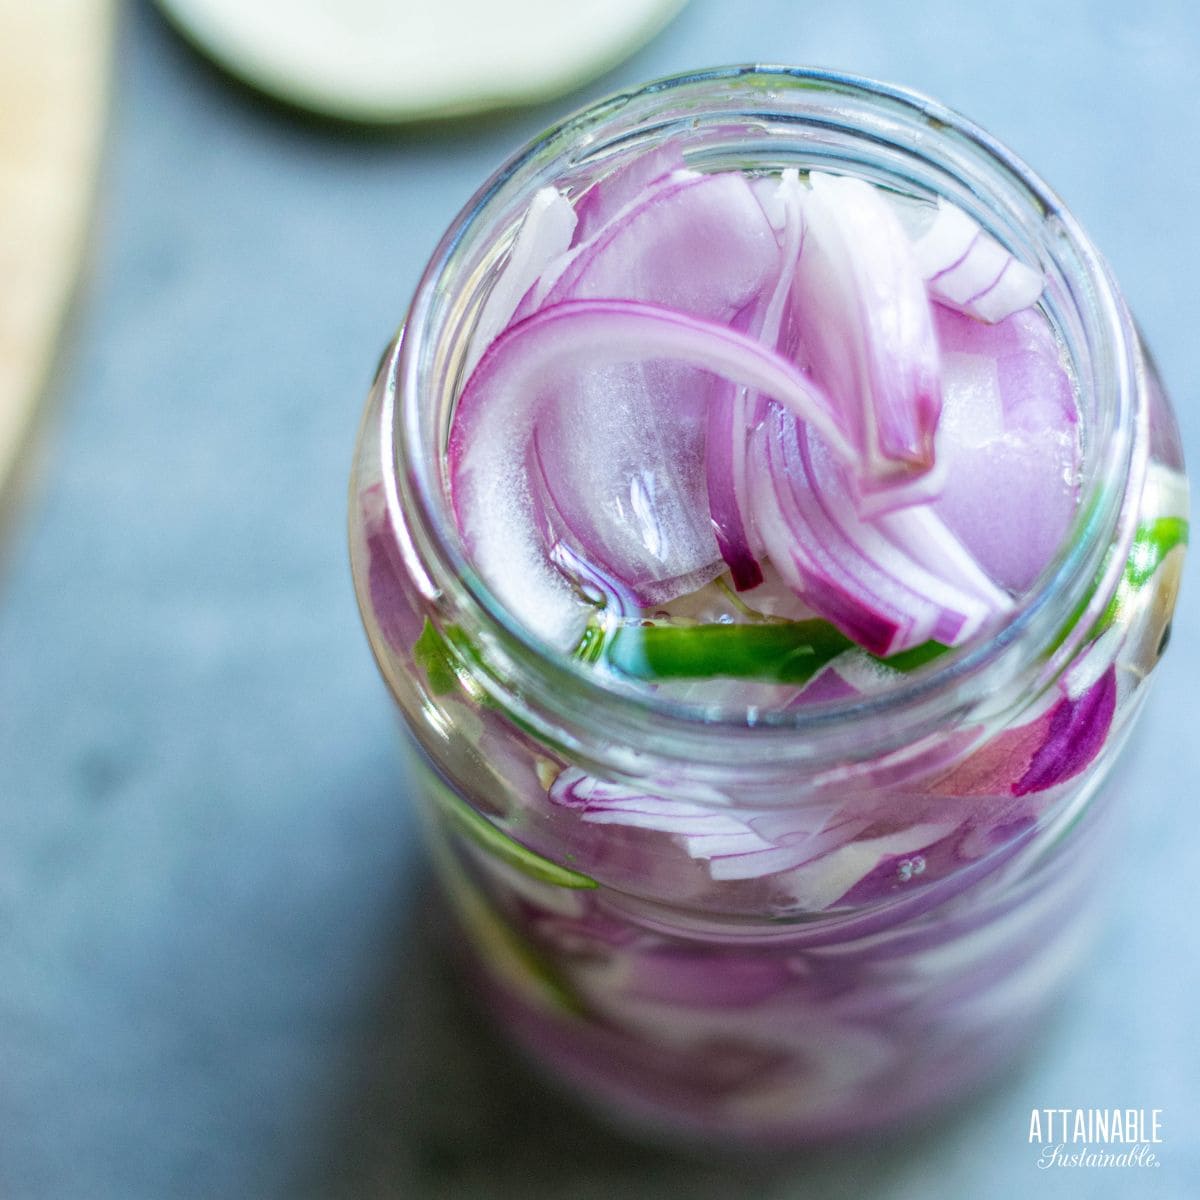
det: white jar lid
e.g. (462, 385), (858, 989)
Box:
(156, 0), (689, 123)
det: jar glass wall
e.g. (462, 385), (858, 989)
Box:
(349, 68), (1186, 1144)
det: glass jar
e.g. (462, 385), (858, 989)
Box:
(348, 67), (1187, 1144)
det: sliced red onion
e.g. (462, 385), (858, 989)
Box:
(548, 765), (954, 894)
(572, 139), (687, 241)
(697, 812), (873, 884)
(873, 504), (1012, 613)
(361, 483), (423, 653)
(933, 664), (1117, 800)
(515, 170), (700, 320)
(785, 664), (861, 707)
(930, 304), (1080, 591)
(624, 947), (794, 1009)
(509, 171), (785, 604)
(464, 187), (577, 376)
(523, 173), (776, 605)
(450, 299), (854, 651)
(704, 328), (767, 589)
(531, 389), (723, 607)
(527, 458), (642, 618)
(831, 817), (1023, 910)
(547, 669), (1104, 889)
(791, 172), (942, 504)
(543, 170), (779, 319)
(1012, 665), (1116, 795)
(454, 172), (1069, 660)
(913, 198), (1044, 323)
(773, 821), (961, 908)
(750, 409), (1012, 656)
(549, 768), (744, 835)
(705, 170), (805, 589)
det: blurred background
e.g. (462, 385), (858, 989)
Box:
(0, 1), (1197, 1196)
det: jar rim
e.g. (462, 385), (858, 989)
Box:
(383, 65), (1143, 780)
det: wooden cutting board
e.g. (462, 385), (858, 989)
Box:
(0, 0), (115, 533)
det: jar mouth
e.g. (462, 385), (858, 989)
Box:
(386, 65), (1142, 775)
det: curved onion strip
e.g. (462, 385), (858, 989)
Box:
(935, 665), (1117, 802)
(706, 169), (805, 589)
(525, 179), (745, 604)
(754, 421), (903, 653)
(546, 672), (1110, 888)
(750, 408), (1010, 656)
(549, 768), (746, 835)
(549, 768), (856, 883)
(696, 813), (871, 882)
(930, 305), (1081, 590)
(913, 198), (1044, 323)
(792, 172), (942, 501)
(549, 766), (962, 894)
(714, 821), (957, 895)
(791, 417), (1009, 645)
(530, 413), (721, 607)
(512, 171), (695, 320)
(450, 299), (854, 650)
(874, 505), (1013, 612)
(542, 170), (778, 318)
(1013, 665), (1116, 796)
(527, 440), (642, 619)
(464, 187), (577, 376)
(572, 139), (686, 241)
(705, 347), (766, 589)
